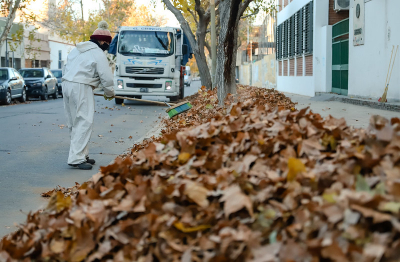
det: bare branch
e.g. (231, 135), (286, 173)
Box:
(162, 0), (197, 50)
(238, 0), (254, 18)
(187, 8), (198, 26)
(204, 40), (212, 57)
(0, 0), (22, 47)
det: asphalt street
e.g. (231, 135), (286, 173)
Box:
(0, 80), (201, 237)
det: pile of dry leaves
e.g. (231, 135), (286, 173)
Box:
(131, 85), (295, 152)
(1, 85), (400, 262)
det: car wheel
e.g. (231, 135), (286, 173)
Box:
(4, 89), (12, 105)
(115, 98), (124, 104)
(41, 87), (48, 100)
(52, 88), (58, 99)
(19, 88), (26, 103)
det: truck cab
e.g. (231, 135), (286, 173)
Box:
(111, 26), (191, 104)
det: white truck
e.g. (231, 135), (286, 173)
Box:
(110, 26), (191, 104)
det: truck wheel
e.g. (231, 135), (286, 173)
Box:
(179, 86), (184, 99)
(170, 96), (179, 102)
(115, 98), (124, 104)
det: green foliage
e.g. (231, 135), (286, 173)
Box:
(44, 0), (166, 44)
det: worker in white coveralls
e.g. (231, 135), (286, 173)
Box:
(62, 21), (115, 170)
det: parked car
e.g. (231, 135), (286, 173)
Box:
(0, 67), (26, 105)
(51, 69), (63, 97)
(19, 67), (58, 100)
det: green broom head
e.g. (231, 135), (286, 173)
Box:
(167, 102), (192, 118)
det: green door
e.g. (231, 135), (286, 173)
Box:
(332, 39), (349, 95)
(332, 18), (349, 96)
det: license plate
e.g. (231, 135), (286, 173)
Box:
(140, 88), (148, 93)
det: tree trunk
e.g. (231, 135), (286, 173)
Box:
(196, 19), (212, 89)
(162, 0), (212, 89)
(215, 0), (242, 105)
(0, 0), (22, 55)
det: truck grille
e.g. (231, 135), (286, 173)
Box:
(126, 67), (164, 75)
(126, 83), (162, 88)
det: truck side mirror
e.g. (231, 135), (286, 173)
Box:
(182, 44), (188, 55)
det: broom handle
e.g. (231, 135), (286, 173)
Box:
(384, 46), (395, 91)
(387, 45), (399, 85)
(93, 93), (175, 106)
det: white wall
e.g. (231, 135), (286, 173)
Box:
(48, 41), (74, 70)
(313, 0), (330, 92)
(348, 0), (400, 101)
(277, 75), (315, 96)
(276, 0), (330, 97)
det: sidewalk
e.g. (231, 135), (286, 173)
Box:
(285, 93), (400, 129)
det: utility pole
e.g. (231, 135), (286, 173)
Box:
(5, 38), (8, 67)
(210, 0), (217, 89)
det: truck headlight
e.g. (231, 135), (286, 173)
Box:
(117, 79), (124, 89)
(165, 81), (172, 90)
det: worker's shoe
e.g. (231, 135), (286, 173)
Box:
(86, 156), (95, 165)
(68, 162), (93, 170)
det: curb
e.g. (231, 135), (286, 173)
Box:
(335, 97), (400, 112)
(313, 93), (400, 112)
(134, 119), (165, 144)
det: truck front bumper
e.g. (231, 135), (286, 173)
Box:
(114, 78), (178, 97)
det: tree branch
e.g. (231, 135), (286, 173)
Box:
(194, 0), (205, 21)
(238, 0), (254, 18)
(162, 0), (197, 50)
(187, 8), (198, 26)
(0, 0), (22, 47)
(204, 40), (211, 57)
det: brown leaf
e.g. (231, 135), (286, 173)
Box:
(184, 182), (209, 208)
(220, 185), (253, 218)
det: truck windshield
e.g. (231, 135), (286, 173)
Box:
(118, 31), (174, 57)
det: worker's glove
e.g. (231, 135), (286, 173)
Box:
(103, 94), (114, 101)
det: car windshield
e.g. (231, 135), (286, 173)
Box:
(0, 69), (8, 80)
(118, 30), (174, 57)
(52, 71), (62, 78)
(20, 69), (44, 78)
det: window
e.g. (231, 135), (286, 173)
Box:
(0, 69), (8, 80)
(52, 70), (62, 78)
(20, 69), (44, 78)
(304, 2), (313, 54)
(15, 58), (21, 70)
(13, 69), (20, 79)
(276, 1), (313, 60)
(58, 50), (62, 61)
(9, 69), (15, 79)
(118, 30), (174, 57)
(295, 9), (303, 56)
(32, 60), (40, 68)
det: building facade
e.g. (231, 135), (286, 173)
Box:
(276, 0), (400, 101)
(0, 19), (25, 69)
(24, 31), (51, 68)
(237, 14), (277, 88)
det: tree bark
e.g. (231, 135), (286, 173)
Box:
(0, 0), (22, 55)
(162, 0), (212, 89)
(215, 0), (253, 105)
